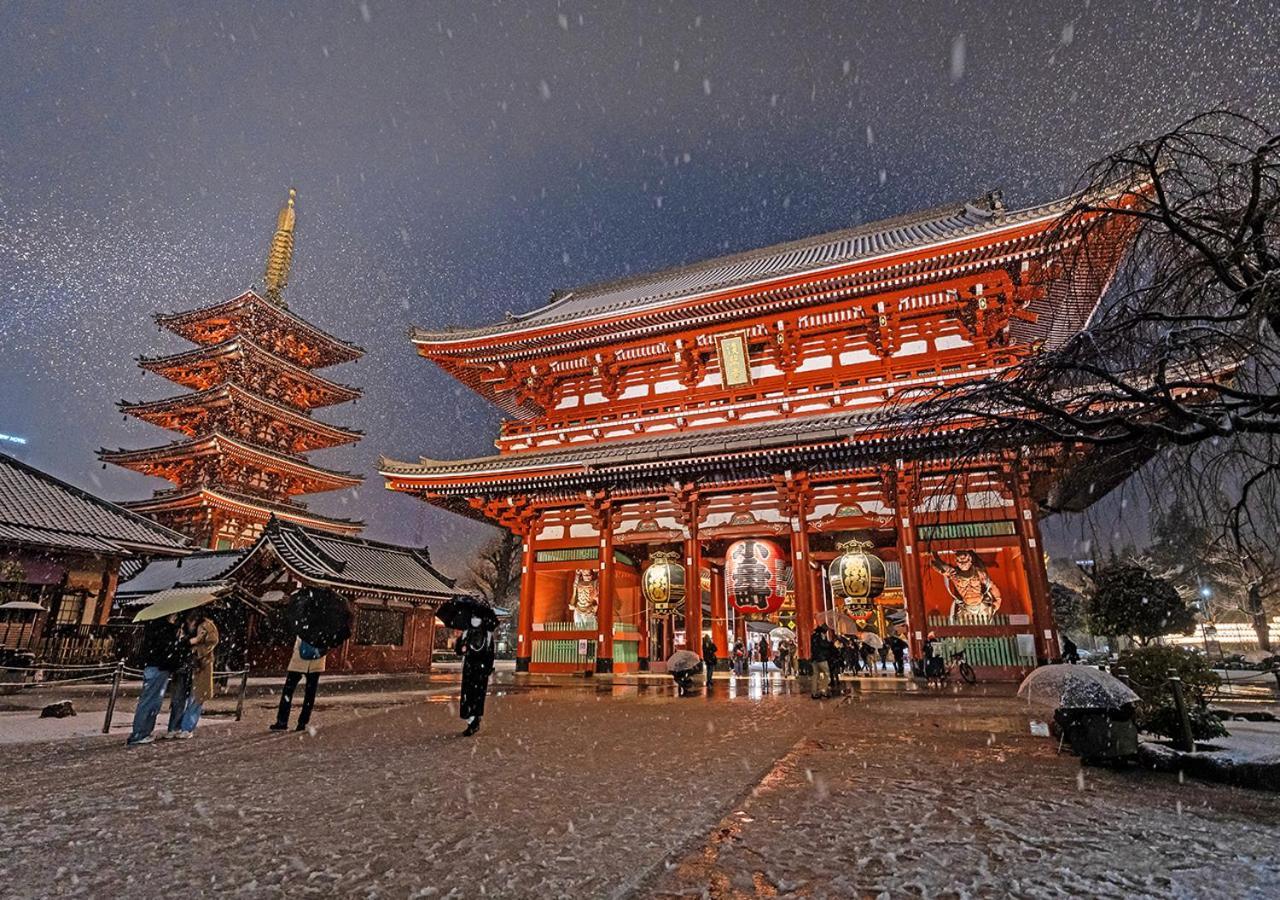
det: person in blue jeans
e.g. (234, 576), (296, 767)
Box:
(127, 613), (183, 746)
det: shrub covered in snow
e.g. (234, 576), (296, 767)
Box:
(1118, 645), (1227, 741)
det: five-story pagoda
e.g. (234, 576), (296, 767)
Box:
(101, 191), (364, 548)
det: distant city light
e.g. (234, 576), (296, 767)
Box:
(0, 433), (28, 445)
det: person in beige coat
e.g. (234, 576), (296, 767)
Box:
(173, 609), (219, 738)
(271, 637), (326, 732)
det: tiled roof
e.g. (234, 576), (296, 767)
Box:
(413, 190), (1068, 343)
(381, 407), (898, 481)
(115, 550), (245, 600)
(137, 337), (362, 406)
(155, 290), (364, 366)
(0, 453), (191, 555)
(226, 517), (459, 601)
(119, 485), (365, 533)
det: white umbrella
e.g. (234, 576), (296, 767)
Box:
(1017, 665), (1139, 710)
(666, 650), (702, 673)
(132, 587), (220, 622)
(769, 627), (796, 643)
(858, 632), (885, 649)
(0, 601), (47, 612)
(1242, 650), (1276, 664)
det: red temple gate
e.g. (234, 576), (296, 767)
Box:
(383, 186), (1143, 680)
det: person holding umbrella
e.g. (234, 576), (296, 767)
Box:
(438, 597), (498, 736)
(174, 608), (219, 738)
(272, 587), (352, 733)
(127, 612), (184, 746)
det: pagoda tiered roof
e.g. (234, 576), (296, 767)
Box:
(121, 486), (364, 536)
(100, 432), (361, 495)
(119, 383), (363, 453)
(154, 290), (363, 369)
(137, 337), (362, 410)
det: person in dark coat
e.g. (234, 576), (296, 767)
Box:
(809, 625), (832, 698)
(271, 637), (329, 732)
(127, 614), (184, 746)
(888, 633), (909, 677)
(859, 639), (878, 677)
(924, 632), (945, 685)
(457, 616), (496, 736)
(1061, 635), (1081, 664)
(840, 636), (858, 674)
(701, 634), (718, 686)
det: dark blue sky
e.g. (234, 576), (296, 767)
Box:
(2, 1), (1278, 573)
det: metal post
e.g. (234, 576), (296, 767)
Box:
(1168, 673), (1195, 753)
(102, 661), (124, 735)
(235, 669), (249, 721)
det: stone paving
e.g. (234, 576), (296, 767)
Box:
(0, 675), (1277, 899)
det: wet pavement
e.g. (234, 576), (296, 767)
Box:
(0, 674), (1277, 898)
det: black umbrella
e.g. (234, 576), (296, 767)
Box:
(287, 587), (353, 651)
(436, 596), (499, 631)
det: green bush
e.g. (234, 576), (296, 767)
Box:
(1116, 645), (1227, 741)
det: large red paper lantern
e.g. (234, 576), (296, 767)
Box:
(725, 538), (786, 615)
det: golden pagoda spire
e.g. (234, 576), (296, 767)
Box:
(263, 187), (297, 306)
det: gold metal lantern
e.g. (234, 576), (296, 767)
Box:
(827, 539), (886, 607)
(643, 551), (686, 615)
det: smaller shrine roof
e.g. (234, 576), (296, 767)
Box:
(0, 453), (191, 556)
(223, 517), (458, 601)
(155, 290), (363, 368)
(115, 550), (245, 602)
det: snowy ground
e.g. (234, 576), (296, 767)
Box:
(1, 676), (1277, 899)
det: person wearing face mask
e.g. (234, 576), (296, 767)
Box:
(455, 615), (496, 736)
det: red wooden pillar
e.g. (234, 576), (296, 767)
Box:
(1013, 466), (1056, 663)
(596, 506), (615, 673)
(792, 526), (815, 674)
(711, 566), (728, 660)
(895, 466), (929, 659)
(684, 530), (703, 650)
(637, 575), (651, 670)
(515, 531), (537, 672)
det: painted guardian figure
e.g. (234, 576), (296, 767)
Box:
(931, 549), (1003, 622)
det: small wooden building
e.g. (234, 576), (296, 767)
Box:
(117, 517), (463, 673)
(0, 452), (190, 661)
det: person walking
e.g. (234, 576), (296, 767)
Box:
(732, 642), (746, 676)
(271, 637), (327, 732)
(173, 609), (219, 738)
(779, 640), (795, 678)
(127, 613), (183, 746)
(701, 633), (718, 687)
(827, 634), (843, 693)
(1061, 635), (1081, 664)
(809, 625), (832, 699)
(160, 615), (196, 741)
(888, 632), (909, 677)
(924, 632), (945, 686)
(860, 639), (878, 678)
(457, 616), (496, 736)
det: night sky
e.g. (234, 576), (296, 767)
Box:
(2, 2), (1278, 575)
